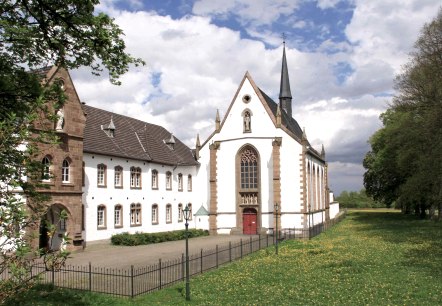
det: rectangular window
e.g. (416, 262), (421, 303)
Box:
(178, 204), (183, 222)
(97, 206), (106, 228)
(152, 205), (158, 224)
(130, 204), (141, 226)
(97, 164), (106, 186)
(114, 167), (123, 188)
(166, 205), (172, 223)
(152, 170), (158, 189)
(166, 172), (172, 190)
(114, 206), (122, 227)
(187, 175), (192, 191)
(131, 167), (141, 188)
(178, 174), (183, 191)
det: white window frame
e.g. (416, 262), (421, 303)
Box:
(166, 204), (172, 223)
(114, 166), (123, 188)
(114, 205), (122, 227)
(62, 159), (70, 183)
(97, 205), (106, 228)
(152, 204), (158, 224)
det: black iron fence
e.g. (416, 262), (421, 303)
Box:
(1, 211), (346, 297)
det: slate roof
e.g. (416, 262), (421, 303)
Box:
(258, 88), (304, 141)
(82, 104), (199, 166)
(258, 88), (323, 159)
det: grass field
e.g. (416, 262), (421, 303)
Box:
(6, 209), (442, 305)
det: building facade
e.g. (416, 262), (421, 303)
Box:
(30, 45), (338, 251)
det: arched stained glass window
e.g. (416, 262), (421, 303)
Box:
(240, 148), (258, 189)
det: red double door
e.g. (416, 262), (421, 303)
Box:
(243, 208), (257, 235)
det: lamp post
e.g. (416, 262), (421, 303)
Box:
(275, 203), (279, 255)
(183, 204), (191, 301)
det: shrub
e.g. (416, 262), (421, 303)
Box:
(111, 229), (209, 246)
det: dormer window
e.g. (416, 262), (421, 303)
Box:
(164, 133), (175, 150)
(101, 116), (116, 138)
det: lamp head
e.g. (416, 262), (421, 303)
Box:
(184, 204), (191, 221)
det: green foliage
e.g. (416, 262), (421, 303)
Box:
(363, 10), (442, 218)
(111, 229), (210, 246)
(336, 189), (385, 208)
(0, 0), (143, 303)
(6, 210), (442, 305)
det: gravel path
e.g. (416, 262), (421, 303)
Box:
(66, 234), (258, 268)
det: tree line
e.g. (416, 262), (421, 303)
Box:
(363, 9), (442, 219)
(336, 189), (385, 209)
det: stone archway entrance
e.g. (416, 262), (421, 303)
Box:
(243, 208), (257, 235)
(39, 204), (68, 251)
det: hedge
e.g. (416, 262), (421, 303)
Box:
(111, 229), (209, 246)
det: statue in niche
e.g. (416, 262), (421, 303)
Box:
(244, 111), (251, 132)
(56, 108), (64, 131)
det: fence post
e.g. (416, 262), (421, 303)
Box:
(51, 265), (55, 287)
(182, 253), (185, 281)
(159, 259), (162, 290)
(216, 245), (219, 269)
(229, 242), (232, 262)
(131, 265), (134, 298)
(259, 234), (261, 250)
(250, 236), (253, 254)
(201, 249), (203, 274)
(240, 239), (243, 259)
(89, 262), (92, 292)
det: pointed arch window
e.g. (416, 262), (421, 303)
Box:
(62, 159), (70, 183)
(240, 148), (258, 189)
(42, 156), (51, 181)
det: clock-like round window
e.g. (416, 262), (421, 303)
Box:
(242, 94), (251, 103)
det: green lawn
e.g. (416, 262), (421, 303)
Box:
(7, 209), (442, 305)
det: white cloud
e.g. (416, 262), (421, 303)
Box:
(69, 0), (441, 193)
(192, 0), (302, 27)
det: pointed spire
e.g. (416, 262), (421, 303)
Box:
(196, 133), (201, 148)
(279, 40), (293, 118)
(215, 109), (221, 132)
(302, 127), (307, 143)
(321, 144), (325, 159)
(195, 133), (201, 160)
(276, 103), (282, 127)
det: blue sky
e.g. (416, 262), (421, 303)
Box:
(71, 0), (441, 194)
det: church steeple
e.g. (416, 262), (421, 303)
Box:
(279, 40), (292, 118)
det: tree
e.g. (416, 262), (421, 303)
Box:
(363, 9), (442, 218)
(336, 189), (385, 209)
(0, 0), (143, 302)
